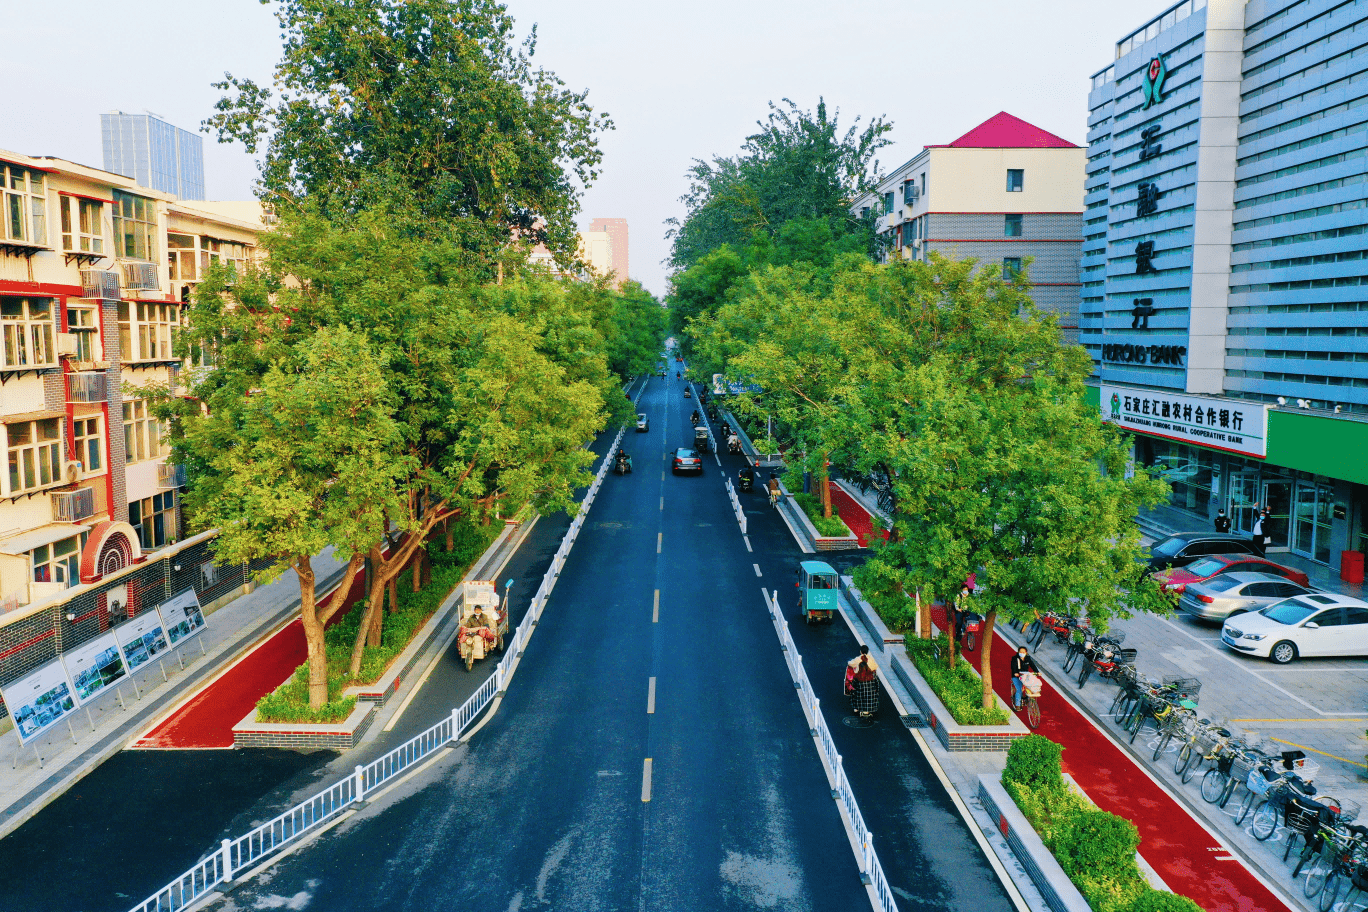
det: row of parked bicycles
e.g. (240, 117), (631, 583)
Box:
(1018, 611), (1368, 911)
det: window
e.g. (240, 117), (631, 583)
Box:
(73, 417), (102, 472)
(883, 192), (894, 215)
(168, 233), (197, 281)
(113, 191), (156, 261)
(1006, 169), (1024, 192)
(60, 197), (104, 254)
(129, 491), (176, 550)
(1, 163), (47, 246)
(123, 399), (165, 464)
(1, 297), (55, 369)
(117, 301), (178, 361)
(1002, 257), (1022, 279)
(65, 304), (99, 362)
(6, 417), (62, 494)
(1307, 609), (1343, 627)
(202, 237), (253, 276)
(31, 536), (80, 588)
(1005, 214), (1024, 237)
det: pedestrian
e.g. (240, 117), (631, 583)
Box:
(1251, 507), (1267, 556)
(1258, 507), (1272, 554)
(1010, 645), (1040, 711)
(1214, 508), (1231, 534)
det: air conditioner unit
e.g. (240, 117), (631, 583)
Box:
(57, 333), (79, 357)
(122, 262), (160, 291)
(81, 268), (120, 300)
(63, 460), (83, 485)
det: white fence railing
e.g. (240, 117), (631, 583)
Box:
(725, 478), (747, 534)
(766, 589), (899, 912)
(128, 424), (628, 912)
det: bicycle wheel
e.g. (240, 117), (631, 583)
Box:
(1201, 768), (1229, 804)
(1152, 729), (1173, 762)
(1250, 801), (1278, 841)
(1182, 751), (1203, 784)
(1026, 697), (1040, 730)
(1078, 663), (1092, 689)
(1305, 859), (1332, 899)
(1174, 743), (1193, 776)
(1109, 688), (1129, 721)
(965, 630), (976, 651)
(1218, 776), (1239, 809)
(1127, 708), (1147, 744)
(1234, 788), (1257, 825)
(1063, 646), (1078, 674)
(1024, 620), (1041, 643)
(1319, 870), (1342, 912)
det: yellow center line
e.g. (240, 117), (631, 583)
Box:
(1269, 737), (1368, 769)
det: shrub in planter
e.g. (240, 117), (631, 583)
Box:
(905, 634), (1009, 725)
(793, 492), (852, 537)
(850, 565), (917, 634)
(1129, 891), (1204, 912)
(1003, 734), (1063, 794)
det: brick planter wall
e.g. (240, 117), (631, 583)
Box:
(232, 701), (376, 752)
(891, 651), (1029, 752)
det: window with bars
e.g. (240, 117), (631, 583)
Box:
(1, 163), (47, 246)
(113, 191), (157, 261)
(202, 237), (252, 275)
(123, 399), (166, 464)
(5, 417), (62, 494)
(1, 297), (55, 369)
(60, 197), (104, 254)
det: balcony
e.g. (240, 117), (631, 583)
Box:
(66, 372), (105, 403)
(51, 486), (96, 522)
(158, 463), (187, 489)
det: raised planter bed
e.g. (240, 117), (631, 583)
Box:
(891, 650), (1028, 752)
(233, 701), (376, 752)
(978, 774), (1092, 912)
(779, 482), (861, 552)
(840, 577), (905, 647)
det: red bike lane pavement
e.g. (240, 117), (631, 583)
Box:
(958, 626), (1291, 912)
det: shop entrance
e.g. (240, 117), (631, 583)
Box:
(1262, 480), (1292, 551)
(1293, 481), (1334, 564)
(1230, 473), (1260, 535)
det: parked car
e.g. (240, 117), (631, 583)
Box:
(1145, 532), (1260, 571)
(1222, 593), (1368, 663)
(1152, 554), (1311, 596)
(1178, 571), (1316, 622)
(636, 413), (649, 432)
(671, 447), (703, 476)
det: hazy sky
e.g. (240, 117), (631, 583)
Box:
(1, 1), (1159, 296)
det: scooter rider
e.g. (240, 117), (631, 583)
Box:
(739, 465), (755, 490)
(615, 447), (633, 473)
(1010, 645), (1039, 711)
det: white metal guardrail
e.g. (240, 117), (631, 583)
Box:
(129, 422), (630, 912)
(766, 589), (899, 912)
(725, 478), (747, 534)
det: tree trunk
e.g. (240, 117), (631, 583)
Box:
(349, 544), (388, 677)
(916, 588), (931, 640)
(819, 454), (832, 518)
(371, 577), (397, 647)
(445, 520), (454, 552)
(295, 555), (329, 710)
(980, 609), (998, 710)
(412, 552), (421, 593)
(946, 597), (960, 669)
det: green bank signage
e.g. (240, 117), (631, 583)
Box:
(1143, 56), (1168, 108)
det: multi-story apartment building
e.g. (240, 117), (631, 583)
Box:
(1084, 0), (1368, 571)
(101, 112), (206, 201)
(853, 112), (1087, 343)
(0, 148), (261, 613)
(587, 217), (629, 287)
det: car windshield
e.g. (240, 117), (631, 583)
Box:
(1204, 576), (1242, 593)
(679, 450), (696, 458)
(1260, 598), (1319, 626)
(1184, 557), (1228, 577)
(1152, 537), (1186, 557)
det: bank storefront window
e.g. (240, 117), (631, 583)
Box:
(1139, 440), (1218, 516)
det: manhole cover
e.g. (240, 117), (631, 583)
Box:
(842, 716), (879, 729)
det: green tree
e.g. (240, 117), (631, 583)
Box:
(207, 0), (612, 268)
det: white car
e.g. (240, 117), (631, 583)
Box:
(636, 413), (649, 432)
(1221, 593), (1368, 664)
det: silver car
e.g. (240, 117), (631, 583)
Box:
(1179, 571), (1314, 622)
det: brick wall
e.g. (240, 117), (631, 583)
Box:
(102, 301), (128, 524)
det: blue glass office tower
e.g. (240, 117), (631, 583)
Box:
(100, 112), (205, 201)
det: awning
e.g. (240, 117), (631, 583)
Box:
(0, 523), (91, 555)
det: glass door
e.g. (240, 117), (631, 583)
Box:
(1230, 473), (1259, 535)
(1292, 482), (1334, 563)
(1262, 480), (1292, 550)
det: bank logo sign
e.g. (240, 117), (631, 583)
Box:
(1143, 56), (1168, 108)
(1100, 385), (1268, 459)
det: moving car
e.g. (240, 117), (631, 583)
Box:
(671, 448), (703, 476)
(1152, 553), (1311, 596)
(1178, 571), (1315, 622)
(636, 413), (649, 432)
(1145, 532), (1261, 571)
(1222, 593), (1368, 664)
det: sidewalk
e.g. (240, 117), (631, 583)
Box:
(0, 547), (349, 839)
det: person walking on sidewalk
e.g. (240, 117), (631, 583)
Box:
(1010, 645), (1039, 711)
(1215, 509), (1231, 533)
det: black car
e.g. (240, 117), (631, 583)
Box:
(1146, 532), (1260, 571)
(672, 448), (703, 475)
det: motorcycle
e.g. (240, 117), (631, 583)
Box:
(691, 410), (701, 425)
(727, 435), (742, 455)
(739, 472), (754, 492)
(613, 453), (632, 474)
(684, 387), (691, 398)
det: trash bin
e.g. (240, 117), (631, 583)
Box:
(1342, 550), (1365, 585)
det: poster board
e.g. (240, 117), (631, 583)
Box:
(157, 588), (206, 647)
(63, 630), (128, 703)
(115, 610), (170, 672)
(3, 661), (80, 745)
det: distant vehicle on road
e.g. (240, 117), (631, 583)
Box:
(457, 581), (506, 671)
(798, 560), (839, 625)
(1178, 571), (1316, 622)
(693, 427), (712, 454)
(1152, 553), (1310, 596)
(671, 448), (703, 475)
(1222, 593), (1368, 663)
(1145, 532), (1261, 571)
(636, 413), (649, 432)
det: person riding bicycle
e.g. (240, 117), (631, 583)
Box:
(1010, 646), (1039, 711)
(766, 473), (781, 506)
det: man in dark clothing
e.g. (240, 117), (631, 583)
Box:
(1010, 645), (1039, 710)
(1215, 509), (1231, 533)
(1251, 508), (1269, 556)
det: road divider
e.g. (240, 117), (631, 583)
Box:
(127, 423), (630, 912)
(725, 478), (747, 534)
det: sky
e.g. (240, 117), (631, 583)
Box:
(1, 0), (1160, 297)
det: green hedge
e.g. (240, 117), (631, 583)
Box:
(792, 491), (853, 538)
(256, 519), (501, 724)
(904, 634), (1009, 725)
(1001, 736), (1202, 912)
(850, 566), (918, 634)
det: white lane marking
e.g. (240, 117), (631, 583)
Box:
(753, 563), (762, 577)
(641, 758), (653, 802)
(653, 590), (659, 623)
(744, 535), (753, 553)
(657, 532), (663, 554)
(659, 496), (664, 510)
(647, 677), (656, 714)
